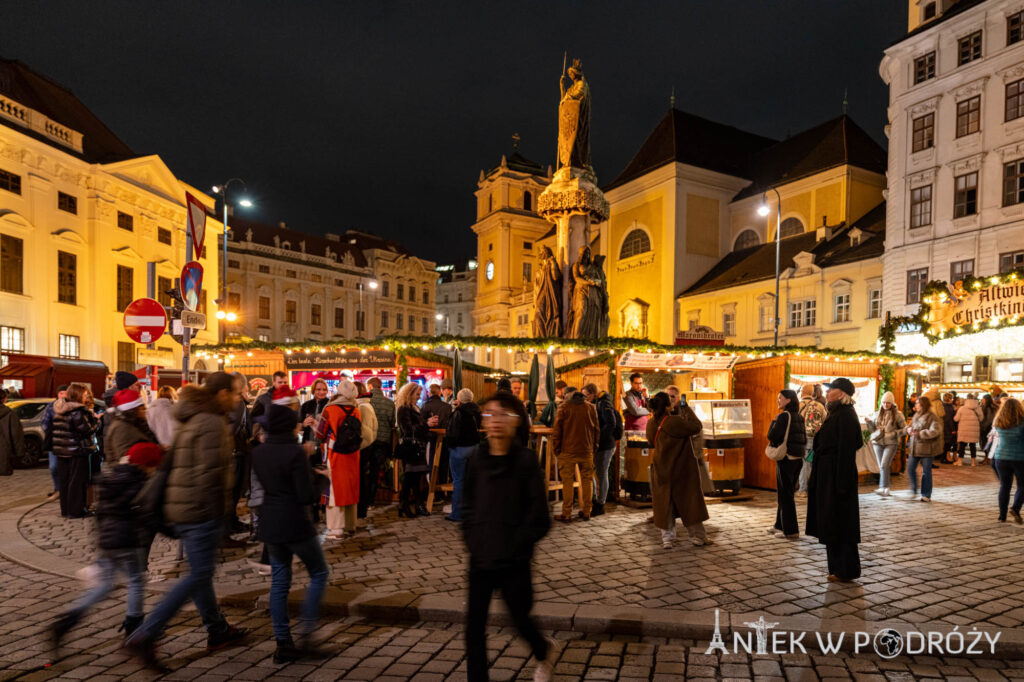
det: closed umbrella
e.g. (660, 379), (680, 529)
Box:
(546, 353), (556, 405)
(453, 347), (463, 394)
(527, 354), (540, 419)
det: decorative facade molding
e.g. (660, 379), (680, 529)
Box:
(952, 76), (989, 100)
(946, 152), (986, 174)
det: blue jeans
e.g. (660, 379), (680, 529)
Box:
(267, 535), (329, 642)
(995, 458), (1024, 520)
(448, 446), (473, 521)
(593, 447), (615, 504)
(48, 452), (58, 492)
(129, 519), (226, 642)
(907, 456), (933, 498)
(70, 548), (146, 618)
(873, 443), (897, 489)
(798, 455), (811, 493)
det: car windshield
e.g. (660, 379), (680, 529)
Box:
(13, 402), (49, 420)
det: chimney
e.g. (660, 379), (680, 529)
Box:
(815, 216), (833, 242)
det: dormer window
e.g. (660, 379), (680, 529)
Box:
(923, 2), (936, 20)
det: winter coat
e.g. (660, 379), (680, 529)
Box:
(421, 395), (453, 429)
(163, 389), (234, 525)
(980, 403), (996, 444)
(251, 433), (318, 544)
(906, 412), (942, 457)
(954, 398), (983, 444)
(103, 410), (158, 462)
(356, 396), (379, 449)
(299, 397), (329, 445)
(447, 401), (482, 448)
(623, 389), (650, 431)
(369, 389), (395, 444)
(767, 410), (807, 459)
(398, 405), (431, 445)
(96, 462), (149, 550)
(941, 401), (957, 446)
(537, 398), (561, 427)
(993, 424), (1024, 461)
(869, 406), (907, 447)
(461, 441), (550, 570)
(645, 407), (708, 530)
(0, 403), (24, 474)
(552, 392), (599, 458)
(806, 402), (861, 546)
(147, 398), (179, 448)
(799, 398), (827, 443)
(51, 399), (98, 459)
(594, 391), (618, 451)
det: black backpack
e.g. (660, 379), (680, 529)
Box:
(330, 404), (362, 454)
(612, 409), (624, 440)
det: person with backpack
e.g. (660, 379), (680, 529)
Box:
(445, 388), (482, 522)
(766, 390), (806, 539)
(315, 380), (371, 539)
(796, 384), (827, 498)
(582, 383), (621, 517)
(51, 442), (163, 657)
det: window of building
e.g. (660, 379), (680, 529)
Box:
(421, 318), (428, 334)
(117, 211), (133, 232)
(1010, 10), (1024, 45)
(789, 300), (816, 328)
(523, 262), (532, 283)
(722, 311), (736, 336)
(923, 2), (936, 20)
(57, 192), (77, 214)
(311, 274), (322, 283)
(619, 229), (651, 259)
(1007, 79), (1024, 121)
(734, 229), (760, 250)
(758, 303), (774, 332)
(779, 217), (804, 238)
(834, 293), (851, 323)
(957, 97), (981, 138)
(285, 300), (297, 323)
(283, 337), (295, 343)
(910, 185), (933, 228)
(158, 227), (172, 245)
(382, 281), (390, 297)
(258, 264), (270, 274)
(356, 310), (365, 332)
(951, 259), (975, 281)
(200, 245), (207, 259)
(228, 259), (240, 269)
(310, 303), (321, 326)
(285, 269), (297, 278)
(116, 265), (133, 311)
(1, 326), (25, 365)
(258, 296), (271, 319)
(257, 333), (269, 342)
(1, 234), (23, 295)
(947, 361), (974, 382)
(912, 113), (935, 152)
(423, 290), (429, 305)
(914, 52), (936, 84)
(57, 251), (76, 305)
(958, 30), (983, 66)
(457, 312), (463, 323)
(1004, 159), (1024, 206)
(907, 268), (929, 304)
(59, 334), (79, 359)
(0, 169), (21, 195)
(995, 358), (1024, 382)
(522, 241), (533, 251)
(380, 310), (388, 328)
(523, 192), (532, 212)
(333, 306), (344, 329)
(408, 315), (416, 331)
(868, 289), (882, 319)
(155, 276), (171, 307)
(409, 285), (416, 302)
(1000, 250), (1024, 272)
(396, 313), (403, 329)
(117, 341), (135, 373)
(954, 172), (979, 217)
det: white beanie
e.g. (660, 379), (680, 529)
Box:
(335, 379), (358, 404)
(880, 391), (896, 405)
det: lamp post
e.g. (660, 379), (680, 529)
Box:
(758, 188), (783, 347)
(358, 279), (378, 338)
(211, 179), (252, 342)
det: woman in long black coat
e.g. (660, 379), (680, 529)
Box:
(806, 378), (862, 582)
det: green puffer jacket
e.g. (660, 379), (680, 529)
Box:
(163, 388), (234, 525)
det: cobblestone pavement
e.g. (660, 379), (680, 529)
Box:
(13, 460), (1024, 629)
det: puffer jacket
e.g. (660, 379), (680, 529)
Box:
(147, 397), (179, 447)
(767, 409), (807, 459)
(954, 398), (983, 444)
(104, 410), (158, 462)
(870, 406), (907, 447)
(163, 388), (234, 525)
(447, 401), (482, 448)
(51, 399), (98, 458)
(96, 462), (150, 549)
(594, 391), (618, 451)
(552, 392), (599, 458)
(356, 395), (379, 450)
(906, 412), (942, 458)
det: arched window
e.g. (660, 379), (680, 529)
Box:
(523, 191), (532, 212)
(779, 217), (804, 239)
(619, 229), (651, 259)
(734, 229), (760, 250)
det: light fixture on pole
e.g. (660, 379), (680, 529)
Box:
(211, 179), (252, 342)
(759, 188), (783, 347)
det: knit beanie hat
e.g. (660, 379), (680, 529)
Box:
(115, 371), (140, 391)
(335, 379), (358, 404)
(880, 391), (896, 405)
(259, 403), (299, 435)
(127, 442), (163, 469)
(112, 389), (145, 412)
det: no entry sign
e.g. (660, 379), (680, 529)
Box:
(180, 261), (203, 311)
(123, 298), (168, 344)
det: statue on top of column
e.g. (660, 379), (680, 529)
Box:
(558, 57), (592, 172)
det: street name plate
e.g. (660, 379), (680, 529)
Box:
(180, 310), (207, 329)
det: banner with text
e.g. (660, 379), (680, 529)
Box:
(284, 350), (397, 370)
(928, 281), (1024, 333)
(617, 351), (737, 371)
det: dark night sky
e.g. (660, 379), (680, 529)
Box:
(3, 1), (905, 263)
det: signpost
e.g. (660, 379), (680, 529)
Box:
(180, 310), (207, 329)
(181, 193), (207, 386)
(186, 192), (207, 255)
(180, 261), (204, 312)
(123, 298), (168, 345)
(137, 348), (175, 368)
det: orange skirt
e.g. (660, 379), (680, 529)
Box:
(327, 450), (360, 507)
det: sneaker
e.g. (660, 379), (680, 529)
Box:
(954, 460), (963, 467)
(661, 539), (673, 549)
(971, 458), (977, 467)
(794, 490), (807, 499)
(46, 491), (60, 502)
(766, 526), (780, 535)
(206, 624), (248, 651)
(691, 537), (706, 546)
(877, 489), (891, 497)
(873, 487), (884, 495)
(274, 640), (303, 664)
(920, 496), (931, 503)
(783, 533), (800, 539)
(533, 645), (556, 682)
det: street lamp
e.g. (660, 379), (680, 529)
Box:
(211, 179), (252, 341)
(759, 188), (783, 347)
(435, 312), (449, 333)
(357, 279), (378, 338)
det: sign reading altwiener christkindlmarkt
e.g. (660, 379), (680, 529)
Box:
(925, 278), (1024, 336)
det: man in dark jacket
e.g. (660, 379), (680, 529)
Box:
(552, 388), (599, 521)
(583, 384), (617, 516)
(0, 388), (25, 475)
(445, 388), (482, 522)
(806, 378), (862, 583)
(125, 373), (247, 669)
(463, 392), (552, 682)
(421, 383), (453, 428)
(41, 385), (68, 500)
(227, 372), (252, 535)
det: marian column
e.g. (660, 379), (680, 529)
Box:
(537, 57), (610, 339)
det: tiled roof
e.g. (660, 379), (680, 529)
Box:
(488, 151), (547, 177)
(228, 216), (368, 269)
(0, 57), (136, 163)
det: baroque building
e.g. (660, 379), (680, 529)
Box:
(435, 259), (477, 336)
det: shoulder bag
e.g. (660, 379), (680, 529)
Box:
(765, 412), (791, 462)
(131, 443), (177, 538)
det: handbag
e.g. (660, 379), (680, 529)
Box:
(395, 438), (426, 467)
(765, 412), (792, 462)
(131, 442), (177, 539)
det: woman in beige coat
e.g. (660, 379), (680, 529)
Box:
(645, 393), (711, 549)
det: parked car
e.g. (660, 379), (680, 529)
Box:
(8, 398), (107, 468)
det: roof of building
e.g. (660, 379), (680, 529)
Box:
(734, 115), (887, 199)
(605, 108), (777, 190)
(228, 216), (368, 269)
(0, 57), (136, 164)
(896, 0), (987, 45)
(680, 201), (886, 297)
(487, 151), (547, 177)
(342, 230), (415, 257)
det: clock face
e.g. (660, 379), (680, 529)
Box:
(486, 261), (494, 281)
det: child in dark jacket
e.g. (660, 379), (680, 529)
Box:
(50, 442), (163, 656)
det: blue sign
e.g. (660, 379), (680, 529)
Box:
(180, 261), (203, 312)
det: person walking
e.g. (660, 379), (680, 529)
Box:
(796, 384), (827, 497)
(146, 386), (179, 448)
(582, 383), (618, 517)
(41, 385), (68, 501)
(905, 396), (942, 502)
(955, 393), (984, 466)
(445, 388), (482, 522)
(316, 380), (368, 538)
(51, 442), (163, 656)
(251, 401), (330, 663)
(991, 397), (1024, 523)
(359, 377), (395, 522)
(353, 381), (379, 530)
(869, 392), (906, 496)
(225, 373), (253, 538)
(395, 383), (437, 517)
(104, 389), (159, 461)
(124, 373), (248, 670)
(645, 392), (711, 549)
(0, 388), (25, 475)
(941, 392), (958, 463)
(462, 392), (553, 682)
(980, 394), (997, 458)
(767, 390), (806, 539)
(806, 378), (862, 582)
(551, 386), (599, 522)
(299, 379), (330, 452)
(52, 383), (100, 519)
(623, 373), (650, 431)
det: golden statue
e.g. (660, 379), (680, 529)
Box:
(558, 58), (592, 171)
(533, 246), (562, 337)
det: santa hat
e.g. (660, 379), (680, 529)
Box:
(112, 389), (145, 412)
(272, 386), (298, 405)
(126, 442), (163, 468)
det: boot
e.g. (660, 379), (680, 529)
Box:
(119, 615), (144, 637)
(50, 612), (79, 657)
(397, 503), (415, 518)
(274, 638), (303, 664)
(415, 503), (431, 516)
(591, 501), (605, 517)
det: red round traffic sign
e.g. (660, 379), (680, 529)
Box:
(123, 298), (168, 344)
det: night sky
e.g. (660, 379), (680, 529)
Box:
(3, 1), (904, 263)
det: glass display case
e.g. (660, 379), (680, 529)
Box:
(689, 399), (753, 439)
